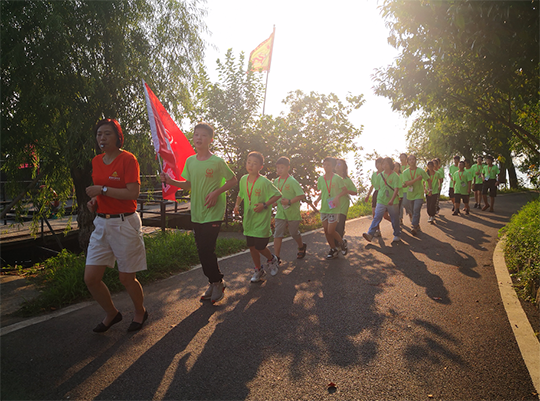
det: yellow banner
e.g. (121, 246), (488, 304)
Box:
(249, 29), (275, 72)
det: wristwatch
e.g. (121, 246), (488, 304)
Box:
(101, 186), (108, 196)
(263, 202), (268, 209)
(288, 199), (292, 206)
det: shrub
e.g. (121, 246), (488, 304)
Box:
(500, 199), (540, 305)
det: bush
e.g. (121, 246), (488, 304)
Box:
(500, 199), (540, 305)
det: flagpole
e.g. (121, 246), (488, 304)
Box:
(262, 71), (269, 116)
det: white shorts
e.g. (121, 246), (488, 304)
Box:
(86, 213), (147, 273)
(320, 213), (340, 224)
(274, 218), (301, 239)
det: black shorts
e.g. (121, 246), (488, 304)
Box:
(482, 179), (498, 197)
(246, 236), (270, 251)
(371, 190), (378, 208)
(449, 187), (455, 198)
(454, 194), (470, 203)
(473, 183), (483, 192)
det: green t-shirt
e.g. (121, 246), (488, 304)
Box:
(337, 177), (357, 215)
(448, 165), (459, 189)
(483, 164), (500, 180)
(424, 169), (444, 195)
(401, 167), (430, 200)
(375, 171), (400, 206)
(370, 171), (380, 190)
(273, 175), (304, 221)
(317, 173), (345, 214)
(238, 174), (281, 238)
(181, 154), (235, 224)
(452, 170), (472, 195)
(469, 163), (484, 184)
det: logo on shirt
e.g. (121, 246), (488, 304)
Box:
(285, 184), (290, 191)
(205, 168), (214, 178)
(109, 171), (121, 181)
(255, 188), (262, 197)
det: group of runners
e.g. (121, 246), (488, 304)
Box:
(362, 153), (501, 245)
(84, 119), (502, 332)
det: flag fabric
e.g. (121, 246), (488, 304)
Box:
(249, 27), (275, 72)
(143, 80), (195, 201)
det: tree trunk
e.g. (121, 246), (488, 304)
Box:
(71, 164), (95, 254)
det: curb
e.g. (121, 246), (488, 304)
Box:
(493, 238), (540, 397)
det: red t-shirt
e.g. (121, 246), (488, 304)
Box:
(92, 151), (140, 214)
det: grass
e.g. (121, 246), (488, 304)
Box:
(16, 231), (247, 316)
(499, 198), (540, 306)
(14, 200), (375, 317)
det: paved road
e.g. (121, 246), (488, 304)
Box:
(1, 193), (538, 400)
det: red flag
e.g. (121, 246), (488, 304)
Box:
(143, 80), (195, 201)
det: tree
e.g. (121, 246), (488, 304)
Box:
(190, 50), (365, 212)
(374, 0), (539, 164)
(1, 0), (207, 248)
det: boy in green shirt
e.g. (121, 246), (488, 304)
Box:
(272, 157), (307, 262)
(313, 157), (348, 259)
(161, 123), (237, 304)
(452, 161), (472, 215)
(362, 157), (401, 243)
(401, 154), (430, 235)
(470, 156), (484, 209)
(481, 155), (500, 212)
(234, 151), (282, 282)
(334, 158), (357, 253)
(448, 155), (460, 211)
(424, 160), (444, 223)
(364, 157), (384, 236)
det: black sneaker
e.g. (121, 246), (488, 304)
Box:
(341, 239), (348, 255)
(326, 248), (338, 259)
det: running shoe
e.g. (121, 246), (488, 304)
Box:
(326, 248), (339, 259)
(211, 281), (226, 304)
(392, 236), (401, 242)
(267, 255), (279, 276)
(341, 239), (348, 255)
(251, 266), (266, 282)
(201, 283), (213, 301)
(362, 233), (373, 242)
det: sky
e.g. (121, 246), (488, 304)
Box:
(201, 0), (411, 167)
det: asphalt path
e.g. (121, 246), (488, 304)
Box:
(1, 192), (538, 400)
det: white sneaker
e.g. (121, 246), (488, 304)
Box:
(200, 283), (213, 301)
(211, 281), (226, 304)
(428, 216), (433, 223)
(392, 236), (401, 242)
(374, 230), (381, 237)
(251, 266), (266, 282)
(267, 255), (279, 276)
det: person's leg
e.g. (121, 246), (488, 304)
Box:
(273, 219), (287, 258)
(193, 222), (223, 283)
(84, 265), (119, 325)
(249, 246), (261, 268)
(387, 204), (401, 237)
(426, 194), (435, 217)
(412, 199), (423, 227)
(118, 272), (146, 323)
(367, 203), (386, 236)
(334, 214), (346, 248)
(463, 196), (470, 213)
(259, 247), (273, 261)
(490, 196), (496, 211)
(326, 220), (342, 247)
(453, 196), (461, 214)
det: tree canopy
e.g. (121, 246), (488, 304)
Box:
(374, 0), (539, 172)
(1, 0), (207, 245)
(190, 50), (364, 207)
